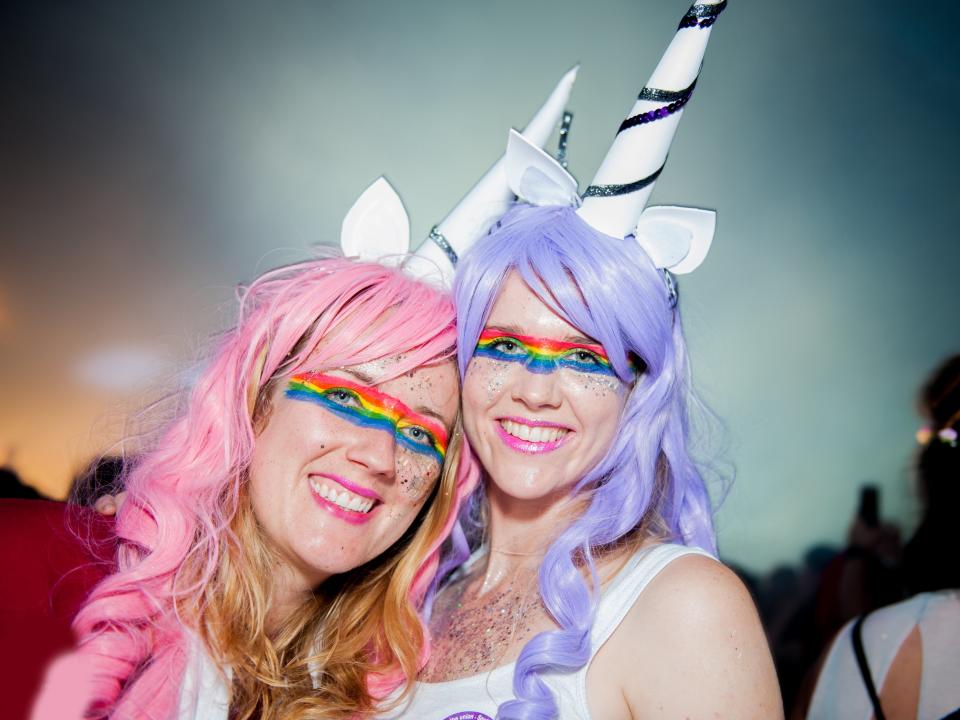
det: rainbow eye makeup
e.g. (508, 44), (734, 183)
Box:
(285, 372), (448, 465)
(474, 329), (620, 377)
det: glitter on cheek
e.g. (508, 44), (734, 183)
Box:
(383, 501), (423, 524)
(574, 371), (623, 398)
(466, 357), (511, 403)
(395, 450), (438, 500)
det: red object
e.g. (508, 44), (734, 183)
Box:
(0, 499), (114, 720)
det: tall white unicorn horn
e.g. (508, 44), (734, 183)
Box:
(405, 64), (579, 286)
(576, 1), (726, 239)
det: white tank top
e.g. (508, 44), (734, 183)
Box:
(807, 590), (960, 720)
(378, 543), (714, 720)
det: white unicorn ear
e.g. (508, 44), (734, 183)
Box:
(505, 129), (579, 207)
(340, 177), (410, 264)
(634, 205), (716, 275)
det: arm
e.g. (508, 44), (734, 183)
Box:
(592, 553), (783, 719)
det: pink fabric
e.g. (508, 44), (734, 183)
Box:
(0, 499), (113, 720)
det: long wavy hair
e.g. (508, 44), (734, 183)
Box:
(452, 204), (717, 720)
(56, 256), (479, 719)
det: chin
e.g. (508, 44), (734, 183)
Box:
(490, 471), (569, 501)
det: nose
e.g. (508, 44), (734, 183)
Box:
(511, 365), (562, 410)
(344, 426), (396, 478)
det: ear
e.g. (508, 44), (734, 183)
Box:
(634, 205), (716, 275)
(505, 129), (579, 207)
(340, 177), (410, 264)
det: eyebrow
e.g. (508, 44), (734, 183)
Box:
(341, 367), (377, 385)
(483, 324), (600, 347)
(328, 368), (452, 429)
(412, 404), (448, 426)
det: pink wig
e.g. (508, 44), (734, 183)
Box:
(47, 256), (475, 718)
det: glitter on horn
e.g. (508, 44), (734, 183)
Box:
(576, 1), (726, 240)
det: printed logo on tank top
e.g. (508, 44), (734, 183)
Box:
(441, 713), (493, 720)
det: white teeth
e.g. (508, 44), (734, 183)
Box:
(309, 478), (376, 514)
(500, 420), (568, 444)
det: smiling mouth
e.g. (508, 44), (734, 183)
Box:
(496, 418), (572, 454)
(309, 476), (379, 515)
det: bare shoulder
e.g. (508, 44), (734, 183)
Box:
(591, 552), (784, 720)
(635, 552), (756, 625)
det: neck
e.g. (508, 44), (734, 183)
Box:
(265, 557), (329, 633)
(479, 481), (579, 588)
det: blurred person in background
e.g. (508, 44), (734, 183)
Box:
(806, 354), (960, 719)
(0, 465), (46, 500)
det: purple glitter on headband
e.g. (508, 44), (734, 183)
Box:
(678, 0), (727, 29)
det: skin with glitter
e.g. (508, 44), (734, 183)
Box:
(286, 371), (448, 465)
(422, 559), (545, 682)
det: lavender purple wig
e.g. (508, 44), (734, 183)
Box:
(451, 203), (717, 720)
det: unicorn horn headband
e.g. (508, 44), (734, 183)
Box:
(338, 66), (579, 287)
(250, 70), (575, 416)
(503, 0), (727, 294)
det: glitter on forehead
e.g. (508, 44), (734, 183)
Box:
(345, 355), (404, 380)
(286, 372), (448, 461)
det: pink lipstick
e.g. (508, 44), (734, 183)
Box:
(494, 417), (573, 455)
(324, 474), (383, 501)
(308, 473), (381, 525)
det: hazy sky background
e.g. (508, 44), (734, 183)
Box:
(2, 0), (958, 573)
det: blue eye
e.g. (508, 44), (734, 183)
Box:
(399, 425), (435, 448)
(570, 350), (602, 365)
(323, 388), (361, 408)
(490, 339), (525, 354)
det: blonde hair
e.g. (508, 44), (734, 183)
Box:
(189, 419), (465, 719)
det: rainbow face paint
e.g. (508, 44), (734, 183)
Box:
(285, 372), (448, 465)
(473, 329), (620, 378)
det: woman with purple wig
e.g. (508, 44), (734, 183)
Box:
(381, 2), (782, 718)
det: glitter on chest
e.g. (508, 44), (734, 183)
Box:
(422, 567), (546, 682)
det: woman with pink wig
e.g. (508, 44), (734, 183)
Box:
(26, 256), (469, 719)
(13, 69), (578, 720)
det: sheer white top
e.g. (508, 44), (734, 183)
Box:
(807, 590), (960, 720)
(378, 543), (714, 720)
